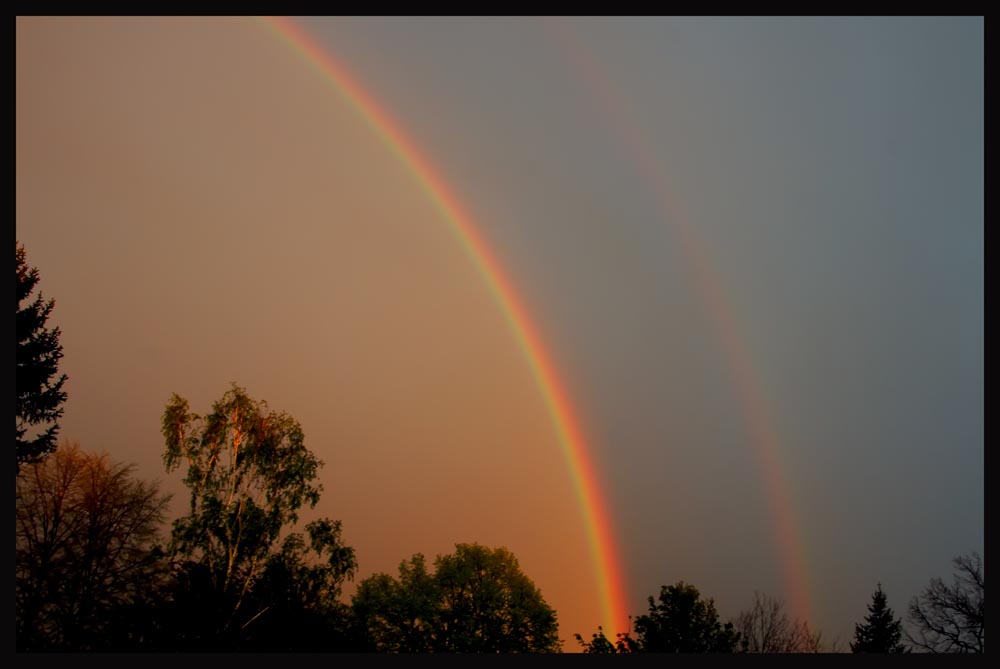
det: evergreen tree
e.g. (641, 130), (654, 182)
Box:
(16, 242), (68, 472)
(851, 583), (907, 653)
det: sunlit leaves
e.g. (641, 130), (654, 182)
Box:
(160, 384), (355, 644)
(353, 543), (561, 653)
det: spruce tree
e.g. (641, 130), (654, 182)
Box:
(16, 242), (68, 472)
(851, 583), (907, 653)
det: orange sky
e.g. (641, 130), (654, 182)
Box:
(16, 16), (604, 648)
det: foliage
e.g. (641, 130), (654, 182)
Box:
(352, 553), (439, 652)
(907, 552), (984, 653)
(15, 442), (171, 651)
(574, 626), (640, 653)
(16, 242), (69, 472)
(633, 581), (741, 652)
(353, 543), (561, 653)
(435, 543), (560, 652)
(734, 591), (825, 653)
(160, 383), (356, 648)
(240, 519), (360, 651)
(850, 583), (907, 653)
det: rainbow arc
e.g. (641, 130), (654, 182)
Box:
(262, 15), (630, 635)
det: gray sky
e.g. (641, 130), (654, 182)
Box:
(17, 16), (982, 649)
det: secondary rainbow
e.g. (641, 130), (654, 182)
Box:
(261, 16), (630, 635)
(545, 20), (814, 625)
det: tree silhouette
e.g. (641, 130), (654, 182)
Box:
(734, 591), (825, 652)
(574, 625), (640, 653)
(850, 583), (907, 653)
(352, 553), (440, 652)
(160, 383), (356, 648)
(353, 543), (561, 653)
(15, 442), (171, 650)
(633, 581), (741, 652)
(907, 552), (984, 653)
(16, 242), (68, 472)
(237, 519), (361, 651)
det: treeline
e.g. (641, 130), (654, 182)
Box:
(15, 385), (561, 651)
(14, 390), (984, 653)
(15, 242), (985, 653)
(577, 552), (983, 654)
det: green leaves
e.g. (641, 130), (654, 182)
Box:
(353, 543), (561, 653)
(160, 384), (355, 645)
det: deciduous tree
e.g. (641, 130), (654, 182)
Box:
(161, 384), (356, 648)
(353, 543), (561, 653)
(15, 442), (171, 650)
(734, 590), (825, 653)
(352, 553), (439, 652)
(574, 625), (640, 653)
(239, 519), (359, 651)
(907, 552), (984, 653)
(633, 581), (741, 653)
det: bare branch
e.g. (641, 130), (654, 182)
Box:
(907, 552), (984, 653)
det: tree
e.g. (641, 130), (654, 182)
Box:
(632, 581), (741, 652)
(15, 441), (171, 651)
(574, 625), (640, 653)
(734, 591), (826, 653)
(352, 543), (561, 653)
(352, 553), (440, 652)
(160, 383), (356, 648)
(16, 241), (68, 472)
(238, 519), (361, 651)
(435, 543), (560, 652)
(907, 552), (984, 653)
(851, 583), (907, 653)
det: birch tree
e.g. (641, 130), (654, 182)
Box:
(161, 383), (356, 645)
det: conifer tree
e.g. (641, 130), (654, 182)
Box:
(16, 242), (68, 472)
(851, 583), (907, 653)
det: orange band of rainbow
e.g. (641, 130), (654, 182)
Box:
(261, 16), (630, 636)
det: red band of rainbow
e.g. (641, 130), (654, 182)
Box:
(262, 16), (630, 636)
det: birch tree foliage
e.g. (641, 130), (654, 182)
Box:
(161, 383), (355, 634)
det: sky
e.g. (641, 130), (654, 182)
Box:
(16, 16), (983, 650)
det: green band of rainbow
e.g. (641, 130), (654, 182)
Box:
(262, 16), (630, 636)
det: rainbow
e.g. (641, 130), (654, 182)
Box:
(544, 20), (814, 625)
(261, 16), (630, 636)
